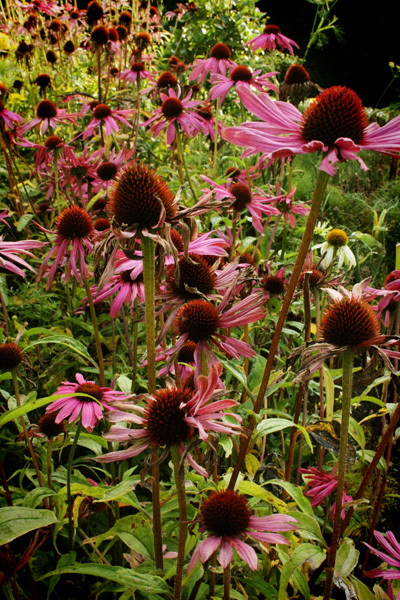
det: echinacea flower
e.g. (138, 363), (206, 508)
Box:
(116, 62), (155, 85)
(46, 373), (127, 432)
(294, 280), (400, 381)
(313, 228), (356, 269)
(0, 100), (24, 129)
(90, 254), (145, 318)
(141, 88), (206, 145)
(223, 85), (400, 176)
(364, 530), (400, 600)
(188, 42), (235, 83)
(96, 363), (242, 476)
(377, 271), (400, 328)
(299, 466), (353, 519)
(107, 160), (178, 237)
(279, 63), (323, 106)
(209, 65), (278, 105)
(200, 175), (280, 233)
(169, 289), (266, 372)
(18, 99), (77, 135)
(273, 187), (310, 228)
(245, 24), (299, 54)
(0, 342), (24, 371)
(188, 489), (298, 572)
(0, 237), (44, 278)
(36, 205), (94, 289)
(82, 103), (135, 138)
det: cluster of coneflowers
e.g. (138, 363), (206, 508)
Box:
(1, 0), (400, 598)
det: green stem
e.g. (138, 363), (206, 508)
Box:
(323, 348), (354, 600)
(47, 438), (53, 509)
(175, 124), (198, 202)
(12, 369), (47, 504)
(223, 564), (231, 600)
(67, 419), (83, 550)
(83, 278), (105, 387)
(171, 445), (187, 600)
(141, 233), (164, 571)
(53, 151), (62, 215)
(213, 97), (220, 174)
(228, 169), (330, 491)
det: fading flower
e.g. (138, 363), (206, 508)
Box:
(364, 530), (400, 600)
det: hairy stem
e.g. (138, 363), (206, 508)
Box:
(171, 445), (187, 600)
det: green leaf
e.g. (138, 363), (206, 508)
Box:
(278, 544), (326, 600)
(218, 356), (255, 401)
(17, 213), (34, 232)
(100, 477), (139, 502)
(286, 511), (327, 546)
(349, 576), (377, 600)
(239, 481), (287, 510)
(40, 563), (169, 593)
(322, 364), (335, 421)
(0, 393), (67, 428)
(256, 418), (313, 453)
(0, 507), (59, 545)
(24, 333), (98, 368)
(264, 480), (314, 516)
(335, 538), (359, 578)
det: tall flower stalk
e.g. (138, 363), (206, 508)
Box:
(228, 169), (330, 491)
(141, 232), (164, 571)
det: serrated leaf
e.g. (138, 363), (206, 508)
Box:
(0, 507), (59, 545)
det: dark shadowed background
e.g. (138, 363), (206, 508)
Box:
(255, 0), (400, 108)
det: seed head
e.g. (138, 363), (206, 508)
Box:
(320, 297), (380, 347)
(56, 205), (94, 240)
(144, 387), (194, 446)
(34, 73), (51, 89)
(96, 161), (118, 181)
(325, 228), (348, 247)
(161, 97), (183, 119)
(93, 217), (110, 231)
(169, 254), (216, 298)
(284, 64), (310, 84)
(46, 50), (57, 64)
(108, 161), (177, 230)
(301, 86), (368, 147)
(210, 42), (231, 60)
(91, 25), (109, 45)
(229, 182), (252, 211)
(44, 135), (63, 149)
(39, 412), (65, 438)
(175, 299), (220, 343)
(263, 275), (285, 295)
(263, 24), (280, 34)
(157, 71), (177, 88)
(86, 0), (104, 24)
(36, 99), (57, 119)
(230, 65), (252, 82)
(0, 343), (23, 370)
(63, 40), (75, 54)
(201, 489), (251, 537)
(76, 382), (104, 402)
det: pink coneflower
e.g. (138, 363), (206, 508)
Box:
(200, 175), (280, 233)
(116, 62), (155, 85)
(209, 65), (278, 105)
(274, 187), (310, 228)
(188, 42), (235, 83)
(82, 103), (135, 138)
(0, 237), (44, 278)
(46, 373), (127, 432)
(164, 229), (229, 266)
(90, 254), (145, 318)
(294, 280), (400, 381)
(245, 24), (299, 54)
(299, 466), (353, 519)
(36, 205), (94, 289)
(188, 489), (298, 572)
(195, 104), (224, 141)
(376, 271), (400, 328)
(0, 100), (24, 129)
(18, 100), (77, 135)
(96, 362), (242, 476)
(224, 85), (400, 176)
(170, 289), (266, 370)
(17, 134), (76, 170)
(364, 530), (400, 600)
(91, 145), (135, 193)
(0, 210), (10, 228)
(141, 88), (206, 145)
